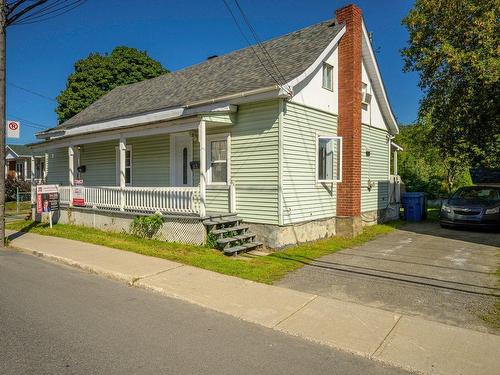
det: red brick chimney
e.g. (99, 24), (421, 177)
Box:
(336, 4), (363, 235)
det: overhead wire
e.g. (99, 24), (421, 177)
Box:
(6, 0), (87, 26)
(232, 0), (291, 94)
(7, 82), (57, 102)
(221, 0), (284, 90)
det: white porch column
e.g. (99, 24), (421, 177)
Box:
(44, 153), (48, 182)
(68, 146), (75, 206)
(23, 159), (28, 180)
(393, 150), (398, 176)
(30, 156), (35, 184)
(198, 120), (206, 218)
(119, 135), (126, 211)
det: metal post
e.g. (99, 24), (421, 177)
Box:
(119, 136), (126, 211)
(0, 2), (6, 246)
(198, 120), (206, 218)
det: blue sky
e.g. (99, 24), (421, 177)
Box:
(7, 0), (420, 145)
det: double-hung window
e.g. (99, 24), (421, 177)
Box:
(116, 145), (132, 185)
(317, 136), (342, 183)
(208, 135), (229, 184)
(322, 63), (334, 91)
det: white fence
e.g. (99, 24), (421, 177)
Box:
(53, 186), (201, 215)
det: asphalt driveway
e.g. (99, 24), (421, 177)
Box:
(276, 222), (500, 334)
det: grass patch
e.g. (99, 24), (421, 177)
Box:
(6, 220), (402, 284)
(5, 201), (31, 216)
(481, 256), (500, 330)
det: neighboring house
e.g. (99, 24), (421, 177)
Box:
(6, 144), (46, 183)
(31, 4), (402, 250)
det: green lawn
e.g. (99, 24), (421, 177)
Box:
(483, 259), (500, 330)
(6, 220), (402, 284)
(5, 201), (31, 216)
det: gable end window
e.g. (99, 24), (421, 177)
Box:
(322, 63), (334, 91)
(317, 136), (342, 183)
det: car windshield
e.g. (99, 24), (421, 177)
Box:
(452, 187), (500, 201)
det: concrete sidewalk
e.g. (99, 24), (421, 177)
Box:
(6, 230), (500, 375)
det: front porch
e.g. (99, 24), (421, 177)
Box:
(35, 112), (238, 218)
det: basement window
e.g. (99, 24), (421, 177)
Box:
(322, 63), (334, 91)
(317, 136), (342, 183)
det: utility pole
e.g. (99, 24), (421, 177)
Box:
(0, 0), (6, 247)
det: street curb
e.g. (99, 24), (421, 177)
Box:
(7, 242), (500, 375)
(8, 244), (422, 374)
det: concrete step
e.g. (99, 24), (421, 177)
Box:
(210, 225), (249, 236)
(217, 233), (256, 246)
(203, 216), (240, 227)
(223, 241), (263, 255)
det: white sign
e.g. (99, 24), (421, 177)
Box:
(36, 184), (58, 194)
(6, 120), (20, 139)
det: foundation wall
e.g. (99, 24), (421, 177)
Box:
(33, 206), (206, 245)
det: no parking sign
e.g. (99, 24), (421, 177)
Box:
(6, 120), (20, 139)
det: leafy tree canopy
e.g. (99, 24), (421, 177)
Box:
(56, 46), (168, 124)
(396, 122), (472, 197)
(402, 0), (499, 168)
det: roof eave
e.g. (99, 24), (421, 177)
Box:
(361, 21), (399, 135)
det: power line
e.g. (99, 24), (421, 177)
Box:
(6, 0), (87, 26)
(6, 114), (49, 130)
(221, 0), (286, 92)
(232, 0), (290, 93)
(7, 81), (57, 102)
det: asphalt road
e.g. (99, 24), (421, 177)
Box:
(0, 250), (410, 375)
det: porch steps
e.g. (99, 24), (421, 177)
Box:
(203, 214), (262, 256)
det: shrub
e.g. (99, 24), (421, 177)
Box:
(6, 176), (31, 201)
(130, 213), (164, 239)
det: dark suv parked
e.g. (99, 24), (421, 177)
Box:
(440, 186), (500, 230)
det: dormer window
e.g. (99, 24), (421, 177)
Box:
(322, 63), (334, 91)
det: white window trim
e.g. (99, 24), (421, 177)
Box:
(206, 133), (231, 186)
(315, 134), (342, 183)
(322, 62), (334, 91)
(115, 145), (132, 186)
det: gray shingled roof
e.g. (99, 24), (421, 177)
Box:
(60, 19), (343, 129)
(7, 144), (44, 157)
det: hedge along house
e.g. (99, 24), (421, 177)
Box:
(31, 4), (402, 250)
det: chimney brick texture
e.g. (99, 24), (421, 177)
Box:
(336, 4), (363, 217)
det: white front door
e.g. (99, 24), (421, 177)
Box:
(172, 134), (193, 187)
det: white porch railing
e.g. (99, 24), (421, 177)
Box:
(55, 186), (201, 215)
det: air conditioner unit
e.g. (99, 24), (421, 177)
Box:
(362, 91), (372, 105)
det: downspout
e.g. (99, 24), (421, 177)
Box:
(278, 99), (284, 226)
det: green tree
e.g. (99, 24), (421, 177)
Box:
(56, 46), (168, 123)
(396, 122), (472, 197)
(401, 0), (500, 169)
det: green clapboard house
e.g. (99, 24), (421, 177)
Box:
(31, 4), (402, 252)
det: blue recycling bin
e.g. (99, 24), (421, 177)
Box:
(402, 192), (425, 222)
